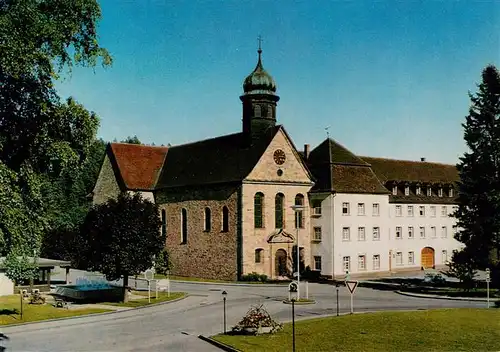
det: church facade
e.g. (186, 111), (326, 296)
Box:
(92, 49), (462, 281)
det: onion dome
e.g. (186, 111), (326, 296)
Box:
(242, 48), (277, 95)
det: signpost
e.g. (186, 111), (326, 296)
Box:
(486, 268), (491, 308)
(345, 280), (358, 314)
(288, 281), (298, 301)
(144, 269), (154, 303)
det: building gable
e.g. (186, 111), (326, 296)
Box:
(92, 152), (123, 204)
(245, 127), (313, 184)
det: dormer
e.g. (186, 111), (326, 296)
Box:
(449, 187), (454, 197)
(389, 182), (398, 195)
(426, 185), (432, 197)
(438, 186), (443, 197)
(415, 182), (422, 196)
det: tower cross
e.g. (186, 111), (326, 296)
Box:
(257, 35), (263, 52)
(325, 126), (330, 138)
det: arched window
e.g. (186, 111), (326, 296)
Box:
(204, 207), (211, 232)
(161, 209), (166, 236)
(267, 104), (273, 118)
(181, 208), (188, 244)
(222, 206), (229, 232)
(295, 194), (305, 228)
(275, 193), (284, 229)
(255, 248), (264, 263)
(254, 105), (261, 118)
(254, 192), (264, 228)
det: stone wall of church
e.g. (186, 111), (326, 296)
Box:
(92, 154), (122, 205)
(156, 184), (240, 281)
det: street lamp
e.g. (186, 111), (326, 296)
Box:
(291, 204), (304, 299)
(289, 283), (298, 352)
(222, 290), (228, 334)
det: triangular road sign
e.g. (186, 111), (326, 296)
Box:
(346, 280), (358, 294)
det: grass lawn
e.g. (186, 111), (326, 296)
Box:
(213, 309), (500, 352)
(103, 291), (186, 308)
(0, 295), (110, 326)
(402, 287), (500, 298)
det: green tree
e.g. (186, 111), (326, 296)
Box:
(154, 250), (173, 276)
(79, 193), (164, 301)
(453, 65), (500, 285)
(443, 249), (478, 291)
(121, 136), (142, 144)
(0, 0), (110, 280)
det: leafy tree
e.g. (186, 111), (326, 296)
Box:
(154, 250), (173, 276)
(79, 193), (164, 301)
(0, 0), (110, 279)
(443, 249), (478, 291)
(453, 65), (500, 285)
(121, 136), (142, 144)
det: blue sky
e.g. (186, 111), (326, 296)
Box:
(56, 0), (500, 164)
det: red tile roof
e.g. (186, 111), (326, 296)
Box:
(110, 143), (168, 190)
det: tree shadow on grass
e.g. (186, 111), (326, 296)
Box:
(0, 308), (19, 315)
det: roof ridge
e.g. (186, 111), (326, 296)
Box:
(110, 142), (168, 149)
(168, 131), (243, 149)
(360, 156), (456, 167)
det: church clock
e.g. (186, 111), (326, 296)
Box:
(273, 149), (286, 165)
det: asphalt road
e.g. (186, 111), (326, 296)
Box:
(1, 280), (487, 352)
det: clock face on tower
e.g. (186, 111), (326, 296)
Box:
(273, 149), (286, 165)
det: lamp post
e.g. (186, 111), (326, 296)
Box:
(336, 283), (339, 316)
(222, 290), (228, 334)
(289, 283), (298, 352)
(291, 205), (304, 300)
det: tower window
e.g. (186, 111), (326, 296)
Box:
(222, 206), (229, 232)
(267, 104), (273, 118)
(254, 105), (261, 118)
(161, 209), (166, 236)
(204, 207), (211, 232)
(181, 208), (188, 244)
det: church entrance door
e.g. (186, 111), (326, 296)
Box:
(275, 249), (288, 277)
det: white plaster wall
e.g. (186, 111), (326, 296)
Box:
(127, 190), (155, 203)
(0, 272), (14, 296)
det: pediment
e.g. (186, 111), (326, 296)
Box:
(267, 229), (295, 244)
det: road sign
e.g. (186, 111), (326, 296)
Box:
(144, 269), (154, 281)
(346, 280), (358, 294)
(289, 281), (298, 293)
(486, 268), (491, 283)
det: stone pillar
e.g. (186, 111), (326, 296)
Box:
(65, 267), (70, 284)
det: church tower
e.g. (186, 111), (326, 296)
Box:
(240, 42), (280, 137)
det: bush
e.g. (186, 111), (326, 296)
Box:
(241, 272), (268, 282)
(495, 300), (500, 308)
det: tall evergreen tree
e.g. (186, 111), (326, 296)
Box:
(453, 65), (500, 283)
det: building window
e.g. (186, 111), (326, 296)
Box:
(396, 226), (402, 239)
(438, 188), (443, 197)
(222, 206), (229, 232)
(358, 255), (366, 270)
(395, 205), (402, 217)
(396, 252), (403, 265)
(358, 227), (366, 241)
(254, 192), (264, 228)
(204, 207), (211, 231)
(408, 251), (415, 265)
(419, 206), (425, 216)
(275, 193), (284, 228)
(420, 226), (425, 238)
(342, 227), (350, 241)
(358, 203), (365, 215)
(254, 105), (261, 117)
(408, 226), (414, 239)
(431, 226), (437, 238)
(373, 255), (380, 270)
(442, 250), (448, 263)
(342, 202), (350, 215)
(392, 185), (397, 195)
(416, 187), (421, 195)
(427, 187), (432, 196)
(255, 248), (263, 263)
(161, 209), (166, 236)
(430, 206), (436, 217)
(441, 226), (447, 238)
(314, 256), (322, 271)
(441, 206), (447, 217)
(407, 205), (414, 217)
(294, 194), (305, 228)
(372, 203), (380, 216)
(181, 208), (188, 244)
(313, 227), (322, 241)
(404, 186), (409, 196)
(373, 227), (380, 241)
(343, 256), (350, 272)
(312, 200), (322, 215)
(449, 188), (454, 197)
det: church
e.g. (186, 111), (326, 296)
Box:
(92, 48), (461, 281)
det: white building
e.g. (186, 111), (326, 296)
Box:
(305, 139), (462, 279)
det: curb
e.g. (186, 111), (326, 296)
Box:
(395, 290), (499, 302)
(168, 280), (289, 288)
(0, 293), (189, 329)
(198, 335), (241, 352)
(282, 299), (316, 305)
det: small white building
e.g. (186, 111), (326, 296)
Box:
(306, 139), (461, 279)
